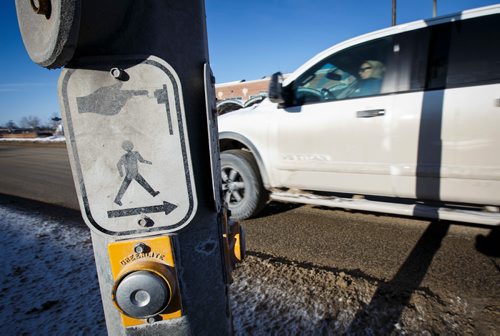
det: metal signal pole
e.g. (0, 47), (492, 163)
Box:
(15, 0), (242, 334)
(392, 0), (397, 26)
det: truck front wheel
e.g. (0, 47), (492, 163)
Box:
(220, 150), (268, 220)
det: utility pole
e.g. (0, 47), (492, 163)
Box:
(433, 0), (437, 17)
(15, 0), (241, 334)
(392, 0), (397, 26)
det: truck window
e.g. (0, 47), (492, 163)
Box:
(291, 36), (396, 106)
(427, 13), (500, 90)
(447, 14), (500, 87)
(393, 28), (430, 92)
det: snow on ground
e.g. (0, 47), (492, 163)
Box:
(0, 201), (105, 335)
(0, 200), (485, 335)
(0, 136), (66, 143)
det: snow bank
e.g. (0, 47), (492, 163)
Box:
(0, 136), (66, 143)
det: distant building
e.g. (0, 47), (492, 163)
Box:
(216, 77), (270, 102)
(0, 128), (55, 139)
(215, 77), (270, 115)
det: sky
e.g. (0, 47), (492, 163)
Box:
(0, 0), (498, 125)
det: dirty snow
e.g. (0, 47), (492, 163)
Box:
(0, 201), (493, 335)
(0, 202), (105, 335)
(0, 136), (65, 143)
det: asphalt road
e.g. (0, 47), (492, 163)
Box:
(1, 142), (498, 331)
(245, 202), (498, 298)
(0, 143), (78, 209)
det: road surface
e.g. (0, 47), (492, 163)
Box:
(0, 142), (78, 209)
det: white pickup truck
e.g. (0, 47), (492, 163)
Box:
(218, 5), (500, 225)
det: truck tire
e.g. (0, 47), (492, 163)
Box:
(221, 149), (268, 220)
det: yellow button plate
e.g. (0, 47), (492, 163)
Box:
(108, 235), (182, 327)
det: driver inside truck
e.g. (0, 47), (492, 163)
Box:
(350, 60), (385, 97)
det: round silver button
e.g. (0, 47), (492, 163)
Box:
(115, 270), (170, 318)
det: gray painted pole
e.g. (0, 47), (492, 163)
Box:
(15, 0), (232, 334)
(392, 0), (397, 26)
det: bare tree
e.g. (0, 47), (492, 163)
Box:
(19, 115), (42, 129)
(4, 120), (18, 130)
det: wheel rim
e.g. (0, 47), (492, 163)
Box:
(221, 166), (246, 207)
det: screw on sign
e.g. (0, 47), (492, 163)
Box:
(29, 0), (51, 17)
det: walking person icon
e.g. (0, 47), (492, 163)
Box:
(114, 140), (160, 206)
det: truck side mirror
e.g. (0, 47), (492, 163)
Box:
(268, 72), (284, 104)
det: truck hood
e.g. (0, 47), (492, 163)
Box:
(218, 98), (274, 133)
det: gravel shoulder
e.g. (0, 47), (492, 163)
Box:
(231, 254), (498, 335)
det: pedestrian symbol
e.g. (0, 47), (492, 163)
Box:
(114, 140), (159, 206)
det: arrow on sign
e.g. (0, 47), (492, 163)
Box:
(107, 201), (177, 219)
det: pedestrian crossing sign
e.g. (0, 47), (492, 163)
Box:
(59, 56), (197, 237)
